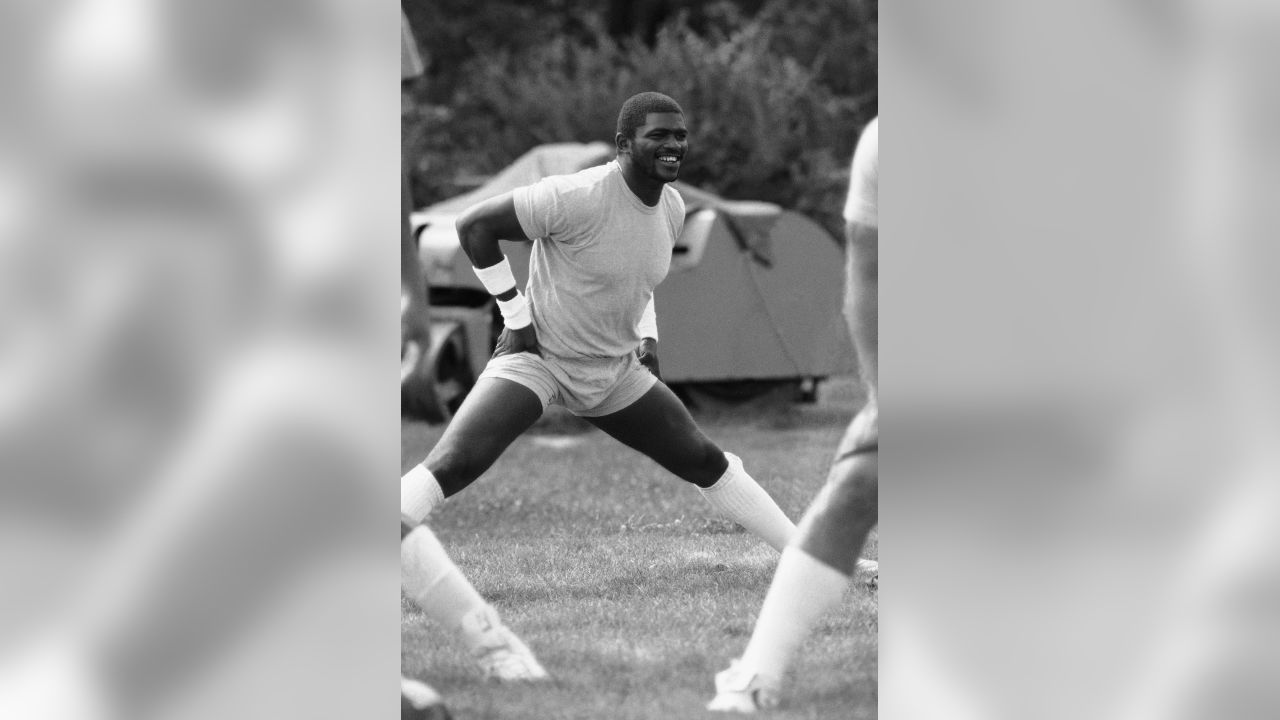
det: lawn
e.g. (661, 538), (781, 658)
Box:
(402, 377), (877, 720)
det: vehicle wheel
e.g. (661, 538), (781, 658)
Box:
(402, 324), (474, 422)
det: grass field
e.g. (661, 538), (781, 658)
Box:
(402, 377), (877, 720)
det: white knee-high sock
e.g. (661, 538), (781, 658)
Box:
(739, 547), (851, 681)
(697, 453), (796, 552)
(401, 525), (488, 635)
(401, 465), (444, 524)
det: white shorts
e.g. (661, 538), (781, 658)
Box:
(478, 351), (658, 418)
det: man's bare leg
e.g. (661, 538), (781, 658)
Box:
(586, 381), (796, 552)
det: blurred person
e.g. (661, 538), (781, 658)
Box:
(399, 92), (798, 569)
(709, 117), (879, 713)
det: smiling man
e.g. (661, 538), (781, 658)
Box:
(399, 91), (798, 587)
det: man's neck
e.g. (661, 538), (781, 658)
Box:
(617, 158), (663, 207)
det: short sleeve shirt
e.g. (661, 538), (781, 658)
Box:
(512, 161), (684, 358)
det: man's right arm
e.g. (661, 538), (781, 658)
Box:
(454, 192), (531, 269)
(455, 192), (541, 355)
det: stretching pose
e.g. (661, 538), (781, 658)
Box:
(400, 92), (798, 575)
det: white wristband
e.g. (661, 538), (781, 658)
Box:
(473, 257), (518, 296)
(496, 292), (532, 329)
(637, 296), (658, 340)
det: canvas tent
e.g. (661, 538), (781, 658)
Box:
(412, 142), (854, 388)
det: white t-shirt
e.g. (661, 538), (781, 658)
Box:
(844, 118), (879, 227)
(513, 161), (684, 359)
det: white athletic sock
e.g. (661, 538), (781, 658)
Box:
(698, 453), (796, 552)
(401, 465), (444, 524)
(739, 547), (851, 681)
(401, 525), (489, 636)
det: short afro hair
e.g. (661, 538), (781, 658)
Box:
(616, 92), (684, 140)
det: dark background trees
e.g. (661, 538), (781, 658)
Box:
(403, 0), (875, 238)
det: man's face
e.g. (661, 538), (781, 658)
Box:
(624, 112), (689, 183)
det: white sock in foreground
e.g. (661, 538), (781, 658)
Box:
(401, 524), (488, 634)
(402, 465), (444, 525)
(697, 453), (796, 552)
(738, 546), (851, 682)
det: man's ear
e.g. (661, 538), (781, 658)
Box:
(615, 132), (630, 156)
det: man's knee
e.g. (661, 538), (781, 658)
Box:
(678, 441), (728, 487)
(795, 456), (877, 573)
(800, 455), (877, 532)
(829, 452), (877, 512)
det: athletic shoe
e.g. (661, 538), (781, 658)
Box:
(401, 677), (453, 720)
(707, 659), (780, 713)
(856, 557), (879, 587)
(460, 606), (549, 682)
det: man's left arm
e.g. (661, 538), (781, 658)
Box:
(638, 197), (684, 380)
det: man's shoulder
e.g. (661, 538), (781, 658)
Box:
(545, 162), (616, 192)
(525, 162), (615, 206)
(660, 183), (686, 213)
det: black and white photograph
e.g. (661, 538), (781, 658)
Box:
(399, 2), (878, 717)
(2, 2), (1279, 719)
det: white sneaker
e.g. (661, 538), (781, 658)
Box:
(856, 557), (879, 587)
(460, 606), (549, 682)
(401, 677), (453, 720)
(707, 659), (780, 713)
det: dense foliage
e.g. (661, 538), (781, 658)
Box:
(403, 0), (875, 238)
